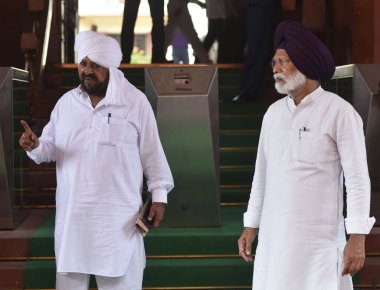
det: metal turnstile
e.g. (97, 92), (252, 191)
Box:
(0, 67), (29, 229)
(145, 66), (220, 227)
(326, 64), (380, 191)
(325, 64), (380, 221)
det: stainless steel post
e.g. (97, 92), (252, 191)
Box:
(0, 67), (29, 229)
(145, 66), (220, 227)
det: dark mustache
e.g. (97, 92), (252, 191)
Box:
(82, 73), (97, 80)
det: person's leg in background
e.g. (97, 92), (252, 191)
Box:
(174, 47), (189, 64)
(172, 47), (181, 63)
(180, 47), (189, 64)
(120, 0), (141, 63)
(203, 18), (223, 53)
(164, 21), (177, 58)
(221, 17), (246, 62)
(233, 4), (277, 103)
(56, 272), (90, 290)
(175, 1), (211, 63)
(164, 0), (180, 53)
(148, 0), (165, 63)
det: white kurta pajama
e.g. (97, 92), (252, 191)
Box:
(27, 73), (173, 277)
(244, 87), (375, 290)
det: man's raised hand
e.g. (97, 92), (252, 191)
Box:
(19, 120), (39, 151)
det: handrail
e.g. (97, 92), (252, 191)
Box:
(39, 0), (53, 81)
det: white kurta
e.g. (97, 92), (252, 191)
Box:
(244, 87), (375, 290)
(27, 78), (174, 277)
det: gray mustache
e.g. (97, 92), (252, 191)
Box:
(273, 73), (286, 81)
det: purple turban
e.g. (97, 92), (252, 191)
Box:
(274, 20), (335, 82)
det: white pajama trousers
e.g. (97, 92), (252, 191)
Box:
(56, 251), (144, 290)
(56, 269), (143, 290)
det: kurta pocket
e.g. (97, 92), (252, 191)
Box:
(294, 131), (319, 164)
(98, 116), (138, 147)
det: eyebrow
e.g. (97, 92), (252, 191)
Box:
(79, 60), (102, 68)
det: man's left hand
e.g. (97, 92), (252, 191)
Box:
(148, 202), (166, 228)
(342, 234), (366, 276)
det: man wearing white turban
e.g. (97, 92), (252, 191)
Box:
(19, 31), (174, 290)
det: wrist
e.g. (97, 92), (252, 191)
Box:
(244, 227), (258, 233)
(33, 139), (40, 149)
(349, 234), (366, 241)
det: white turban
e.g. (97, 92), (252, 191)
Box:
(75, 31), (122, 68)
(74, 31), (136, 106)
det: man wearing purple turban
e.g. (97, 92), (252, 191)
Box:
(238, 20), (375, 290)
(19, 31), (174, 290)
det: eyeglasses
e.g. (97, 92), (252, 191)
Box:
(270, 58), (291, 68)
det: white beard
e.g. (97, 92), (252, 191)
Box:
(274, 70), (306, 96)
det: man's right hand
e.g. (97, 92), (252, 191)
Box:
(238, 227), (257, 262)
(19, 120), (39, 152)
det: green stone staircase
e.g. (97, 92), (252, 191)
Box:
(5, 65), (380, 289)
(24, 206), (255, 289)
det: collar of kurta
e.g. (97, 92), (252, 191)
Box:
(286, 86), (324, 112)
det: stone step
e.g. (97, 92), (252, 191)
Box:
(354, 257), (380, 287)
(220, 114), (262, 130)
(220, 148), (257, 166)
(21, 256), (380, 289)
(0, 209), (51, 259)
(24, 258), (252, 289)
(220, 130), (260, 147)
(367, 227), (380, 254)
(14, 169), (56, 189)
(0, 261), (26, 289)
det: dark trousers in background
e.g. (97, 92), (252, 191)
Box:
(203, 18), (224, 61)
(121, 0), (165, 63)
(165, 0), (211, 64)
(240, 4), (277, 99)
